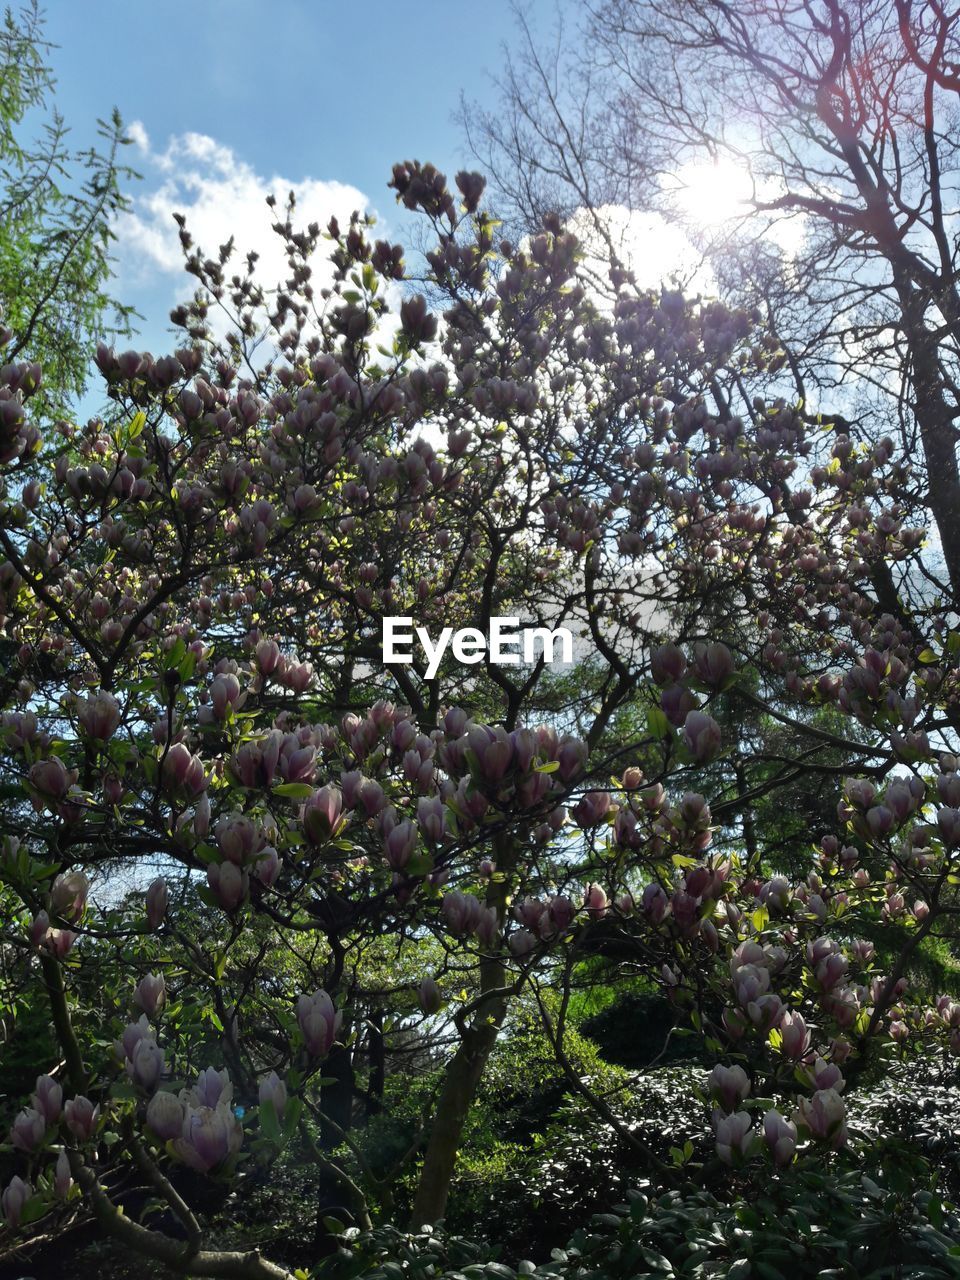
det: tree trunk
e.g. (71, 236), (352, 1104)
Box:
(409, 838), (514, 1228)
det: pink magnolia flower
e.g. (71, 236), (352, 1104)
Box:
(385, 819), (418, 869)
(46, 926), (76, 957)
(174, 1103), (242, 1173)
(210, 673), (243, 720)
(162, 742), (207, 796)
(650, 642), (686, 685)
(258, 1071), (287, 1115)
(708, 1063), (750, 1112)
(78, 691), (121, 741)
(441, 891), (482, 936)
(693, 641), (736, 688)
(302, 786), (344, 844)
(417, 977), (443, 1015)
(778, 1010), (812, 1059)
(508, 928), (537, 957)
(215, 814), (264, 865)
(641, 882), (669, 923)
(29, 909), (50, 947)
(714, 1110), (756, 1165)
(29, 756), (74, 799)
(10, 1106), (45, 1153)
(50, 870), (89, 920)
(809, 1057), (845, 1092)
(682, 710), (722, 763)
(191, 1066), (232, 1110)
(297, 989), (341, 1057)
(134, 973), (167, 1019)
(146, 1090), (185, 1141)
(762, 1108), (797, 1167)
(514, 897), (546, 930)
(584, 883), (609, 917)
(573, 791), (614, 828)
(797, 1088), (847, 1147)
(126, 1036), (165, 1092)
(254, 845), (281, 887)
(31, 1074), (62, 1124)
(2, 1175), (31, 1228)
(207, 861), (248, 911)
(64, 1095), (99, 1141)
(556, 735), (588, 782)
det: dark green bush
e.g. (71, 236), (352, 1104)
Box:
(320, 1159), (960, 1280)
(580, 993), (709, 1070)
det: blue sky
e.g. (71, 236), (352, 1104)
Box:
(41, 0), (559, 355)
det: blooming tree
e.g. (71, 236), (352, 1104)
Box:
(0, 159), (958, 1275)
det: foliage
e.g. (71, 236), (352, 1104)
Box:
(0, 0), (137, 414)
(320, 1156), (960, 1280)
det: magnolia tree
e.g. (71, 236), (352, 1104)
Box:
(0, 161), (959, 1276)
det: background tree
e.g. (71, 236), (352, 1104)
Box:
(0, 0), (137, 417)
(471, 0), (960, 599)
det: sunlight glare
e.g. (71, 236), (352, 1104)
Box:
(669, 157), (755, 227)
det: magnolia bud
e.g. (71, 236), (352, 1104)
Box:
(54, 1150), (72, 1199)
(134, 973), (167, 1019)
(146, 877), (169, 930)
(29, 910), (50, 947)
(762, 1108), (797, 1167)
(418, 976), (443, 1015)
(2, 1175), (31, 1228)
(258, 1071), (288, 1116)
(146, 1090), (185, 1141)
(127, 1036), (165, 1092)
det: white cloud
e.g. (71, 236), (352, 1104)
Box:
(114, 123), (376, 310)
(126, 119), (150, 153)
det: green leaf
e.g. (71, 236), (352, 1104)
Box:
(646, 705), (671, 739)
(272, 782), (315, 800)
(259, 1098), (280, 1143)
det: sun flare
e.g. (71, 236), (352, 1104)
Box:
(668, 157), (755, 227)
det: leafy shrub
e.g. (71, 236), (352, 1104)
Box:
(443, 1067), (706, 1260)
(321, 1161), (960, 1280)
(580, 992), (708, 1069)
